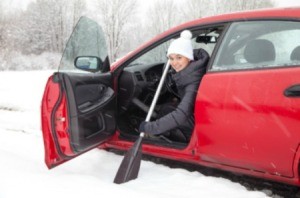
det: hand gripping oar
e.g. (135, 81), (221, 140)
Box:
(113, 60), (171, 184)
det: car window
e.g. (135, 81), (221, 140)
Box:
(211, 21), (300, 71)
(59, 17), (108, 73)
(129, 41), (171, 66)
(192, 29), (219, 56)
(129, 27), (222, 66)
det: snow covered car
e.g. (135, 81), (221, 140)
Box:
(41, 7), (300, 186)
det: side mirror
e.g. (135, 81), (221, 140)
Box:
(74, 56), (103, 72)
(196, 35), (217, 44)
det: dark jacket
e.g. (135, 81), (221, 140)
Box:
(143, 49), (209, 136)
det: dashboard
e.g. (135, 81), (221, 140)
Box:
(117, 62), (165, 114)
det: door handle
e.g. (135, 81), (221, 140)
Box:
(284, 84), (300, 97)
(98, 85), (106, 95)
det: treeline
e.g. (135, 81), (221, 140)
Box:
(0, 0), (274, 70)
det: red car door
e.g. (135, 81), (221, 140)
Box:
(41, 17), (116, 169)
(195, 20), (300, 177)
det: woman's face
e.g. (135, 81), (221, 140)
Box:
(169, 54), (190, 72)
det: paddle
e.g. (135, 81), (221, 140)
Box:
(113, 60), (171, 184)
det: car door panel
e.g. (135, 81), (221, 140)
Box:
(41, 72), (116, 168)
(195, 67), (300, 178)
(60, 72), (116, 153)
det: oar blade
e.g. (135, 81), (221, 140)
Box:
(113, 136), (143, 184)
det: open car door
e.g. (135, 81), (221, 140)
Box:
(41, 17), (116, 169)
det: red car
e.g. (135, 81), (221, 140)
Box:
(41, 7), (300, 186)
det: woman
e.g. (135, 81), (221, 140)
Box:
(139, 30), (209, 142)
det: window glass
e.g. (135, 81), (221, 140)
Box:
(59, 17), (108, 73)
(129, 41), (170, 66)
(212, 21), (300, 71)
(192, 29), (219, 56)
(129, 27), (222, 67)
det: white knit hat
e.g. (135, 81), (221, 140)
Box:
(167, 30), (194, 60)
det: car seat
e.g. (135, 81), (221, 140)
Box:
(244, 39), (275, 64)
(290, 46), (300, 61)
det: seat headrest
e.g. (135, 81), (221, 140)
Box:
(193, 48), (209, 61)
(244, 39), (275, 64)
(290, 46), (300, 61)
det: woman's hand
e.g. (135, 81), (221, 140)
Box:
(138, 121), (147, 133)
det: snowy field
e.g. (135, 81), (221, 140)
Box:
(0, 71), (271, 198)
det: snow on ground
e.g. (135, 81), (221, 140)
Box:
(0, 71), (270, 198)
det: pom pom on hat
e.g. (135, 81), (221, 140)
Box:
(180, 30), (192, 40)
(167, 30), (194, 60)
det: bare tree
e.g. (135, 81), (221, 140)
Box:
(61, 0), (86, 53)
(0, 1), (6, 49)
(135, 0), (181, 63)
(93, 0), (138, 62)
(0, 1), (7, 70)
(15, 0), (62, 54)
(212, 0), (274, 15)
(173, 0), (276, 24)
(145, 0), (180, 36)
(0, 2), (25, 70)
(72, 0), (86, 29)
(14, 0), (86, 55)
(0, 1), (14, 50)
(181, 0), (211, 21)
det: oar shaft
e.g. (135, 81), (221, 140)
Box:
(146, 61), (171, 121)
(140, 60), (171, 138)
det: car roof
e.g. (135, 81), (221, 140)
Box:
(178, 7), (300, 30)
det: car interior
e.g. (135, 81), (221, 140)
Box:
(115, 26), (225, 148)
(291, 45), (300, 61)
(243, 39), (275, 64)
